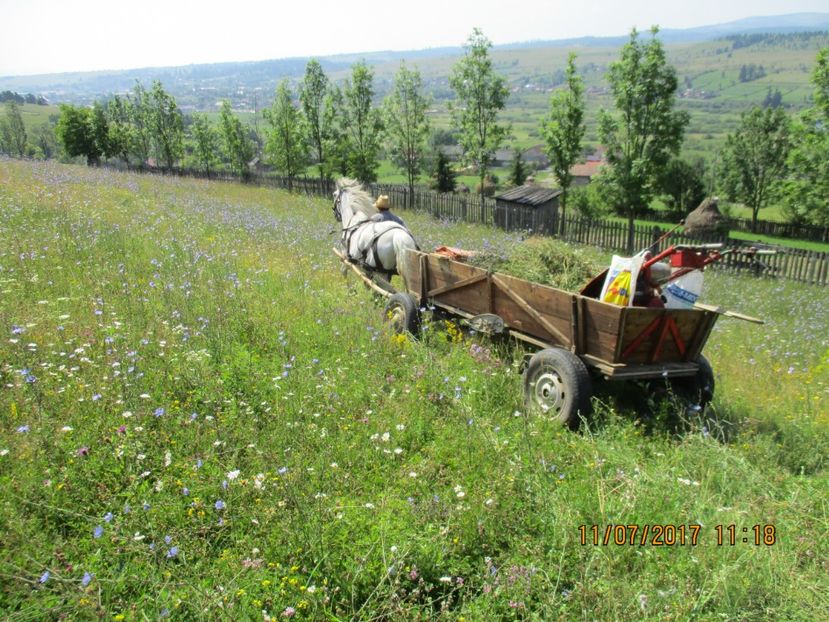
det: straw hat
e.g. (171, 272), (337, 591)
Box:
(374, 195), (391, 210)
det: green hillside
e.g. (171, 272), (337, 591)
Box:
(1, 159), (827, 619)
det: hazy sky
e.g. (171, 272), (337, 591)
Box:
(1, 0), (827, 76)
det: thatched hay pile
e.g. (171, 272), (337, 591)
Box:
(684, 197), (729, 238)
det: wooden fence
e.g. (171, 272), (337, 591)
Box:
(105, 164), (829, 286)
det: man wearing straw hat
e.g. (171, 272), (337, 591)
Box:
(371, 194), (406, 226)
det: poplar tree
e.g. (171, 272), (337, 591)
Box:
(541, 53), (585, 233)
(264, 80), (308, 191)
(190, 113), (219, 177)
(449, 28), (510, 207)
(218, 100), (253, 178)
(384, 62), (430, 206)
(299, 59), (330, 183)
(342, 62), (383, 184)
(598, 28), (689, 252)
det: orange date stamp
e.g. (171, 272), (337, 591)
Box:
(579, 524), (778, 546)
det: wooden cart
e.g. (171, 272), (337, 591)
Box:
(337, 248), (723, 428)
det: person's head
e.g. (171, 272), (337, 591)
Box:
(374, 195), (391, 211)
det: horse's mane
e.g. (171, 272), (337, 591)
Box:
(336, 177), (377, 216)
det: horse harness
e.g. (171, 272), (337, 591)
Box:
(342, 220), (413, 274)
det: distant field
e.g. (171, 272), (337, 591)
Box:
(1, 159), (826, 619)
(14, 103), (58, 132)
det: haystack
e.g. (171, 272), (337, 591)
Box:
(683, 197), (729, 239)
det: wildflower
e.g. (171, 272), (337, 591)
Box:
(182, 487), (189, 496)
(154, 407), (165, 417)
(16, 425), (30, 433)
(61, 426), (73, 432)
(93, 525), (103, 539)
(103, 512), (113, 523)
(277, 466), (288, 475)
(166, 546), (179, 559)
(282, 607), (296, 618)
(215, 500), (226, 511)
(39, 570), (50, 584)
(77, 447), (90, 457)
(164, 535), (172, 545)
(0, 449), (8, 457)
(92, 393), (102, 401)
(82, 572), (93, 587)
(439, 576), (452, 584)
(226, 469), (240, 480)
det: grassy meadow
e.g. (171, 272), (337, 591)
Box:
(1, 159), (827, 620)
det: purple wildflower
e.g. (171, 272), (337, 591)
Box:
(93, 525), (103, 539)
(214, 499), (226, 511)
(103, 512), (113, 523)
(166, 546), (179, 558)
(39, 570), (50, 584)
(154, 407), (165, 418)
(82, 572), (93, 587)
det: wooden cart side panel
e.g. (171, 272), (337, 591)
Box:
(580, 297), (623, 362)
(489, 274), (572, 347)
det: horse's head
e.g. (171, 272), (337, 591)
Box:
(333, 178), (376, 229)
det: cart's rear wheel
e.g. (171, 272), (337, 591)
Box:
(523, 348), (592, 429)
(383, 293), (420, 335)
(672, 355), (715, 410)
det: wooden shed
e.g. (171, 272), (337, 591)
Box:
(494, 184), (562, 234)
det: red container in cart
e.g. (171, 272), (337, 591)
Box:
(670, 249), (707, 270)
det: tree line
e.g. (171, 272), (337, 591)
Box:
(3, 30), (828, 240)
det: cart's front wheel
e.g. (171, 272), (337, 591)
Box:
(383, 293), (420, 335)
(523, 348), (592, 429)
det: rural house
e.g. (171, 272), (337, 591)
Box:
(494, 184), (562, 234)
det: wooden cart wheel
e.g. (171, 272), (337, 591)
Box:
(383, 293), (420, 335)
(523, 348), (592, 429)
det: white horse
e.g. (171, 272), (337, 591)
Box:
(333, 178), (418, 288)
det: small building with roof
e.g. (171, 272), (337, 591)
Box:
(493, 184), (562, 234)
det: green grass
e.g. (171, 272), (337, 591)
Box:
(1, 160), (827, 620)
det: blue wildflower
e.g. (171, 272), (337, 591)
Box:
(93, 525), (103, 539)
(154, 407), (165, 417)
(215, 499), (226, 511)
(82, 572), (93, 587)
(39, 570), (50, 584)
(103, 512), (113, 523)
(166, 546), (179, 558)
(16, 425), (30, 433)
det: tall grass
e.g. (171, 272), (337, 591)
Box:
(1, 160), (826, 620)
